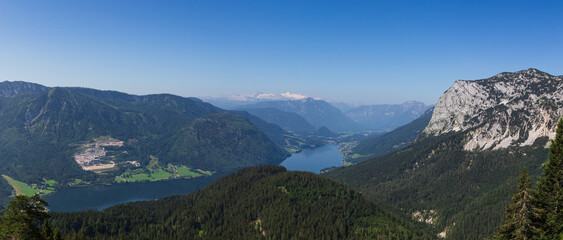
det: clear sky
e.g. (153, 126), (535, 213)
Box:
(1, 0), (562, 105)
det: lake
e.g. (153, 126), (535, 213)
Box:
(280, 144), (345, 173)
(46, 144), (345, 212)
(46, 175), (222, 212)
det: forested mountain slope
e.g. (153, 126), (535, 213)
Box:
(347, 107), (433, 163)
(239, 107), (316, 134)
(52, 165), (434, 240)
(326, 69), (563, 239)
(0, 82), (290, 205)
(327, 133), (549, 239)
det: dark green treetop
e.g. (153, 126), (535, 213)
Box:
(496, 168), (538, 240)
(0, 194), (49, 239)
(532, 118), (563, 239)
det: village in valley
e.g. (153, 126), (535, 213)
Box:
(73, 137), (132, 171)
(74, 136), (213, 183)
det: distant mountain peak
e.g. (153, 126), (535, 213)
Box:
(221, 92), (320, 101)
(344, 101), (431, 131)
(0, 81), (50, 97)
(487, 68), (553, 82)
(402, 100), (423, 105)
(515, 68), (545, 75)
(301, 97), (316, 102)
(239, 98), (362, 132)
(423, 68), (563, 150)
(253, 92), (307, 100)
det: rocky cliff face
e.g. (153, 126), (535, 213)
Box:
(423, 68), (563, 150)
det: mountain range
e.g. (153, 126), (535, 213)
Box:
(239, 107), (317, 134)
(207, 94), (431, 133)
(326, 68), (562, 239)
(239, 98), (363, 132)
(345, 101), (432, 132)
(423, 68), (562, 150)
(1, 68), (561, 240)
(202, 92), (316, 110)
(0, 82), (295, 205)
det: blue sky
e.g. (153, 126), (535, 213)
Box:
(1, 0), (562, 105)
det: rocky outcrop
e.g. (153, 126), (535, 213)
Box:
(423, 68), (563, 150)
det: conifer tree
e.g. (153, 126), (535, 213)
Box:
(53, 229), (62, 240)
(533, 118), (563, 239)
(43, 219), (54, 240)
(0, 194), (61, 240)
(496, 168), (536, 240)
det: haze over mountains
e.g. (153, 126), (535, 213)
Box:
(208, 93), (431, 133)
(345, 101), (432, 131)
(1, 69), (562, 240)
(240, 107), (317, 134)
(239, 98), (363, 132)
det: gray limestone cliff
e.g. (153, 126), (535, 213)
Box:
(423, 68), (563, 150)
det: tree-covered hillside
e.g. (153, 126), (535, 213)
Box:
(325, 132), (550, 239)
(0, 82), (291, 205)
(51, 165), (434, 240)
(240, 107), (316, 134)
(346, 107), (433, 163)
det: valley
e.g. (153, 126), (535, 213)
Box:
(324, 69), (563, 239)
(0, 84), (292, 205)
(41, 142), (345, 212)
(1, 69), (562, 240)
(2, 2), (562, 239)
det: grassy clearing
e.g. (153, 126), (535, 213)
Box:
(42, 189), (55, 195)
(177, 167), (203, 177)
(2, 175), (41, 196)
(115, 155), (213, 183)
(343, 161), (356, 167)
(44, 179), (57, 187)
(350, 154), (362, 159)
(151, 170), (172, 180)
(286, 147), (300, 153)
(115, 163), (212, 183)
(129, 173), (151, 181)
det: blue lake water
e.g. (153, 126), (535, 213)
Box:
(46, 144), (344, 212)
(280, 144), (345, 173)
(46, 175), (222, 212)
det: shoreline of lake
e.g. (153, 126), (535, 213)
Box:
(46, 144), (345, 212)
